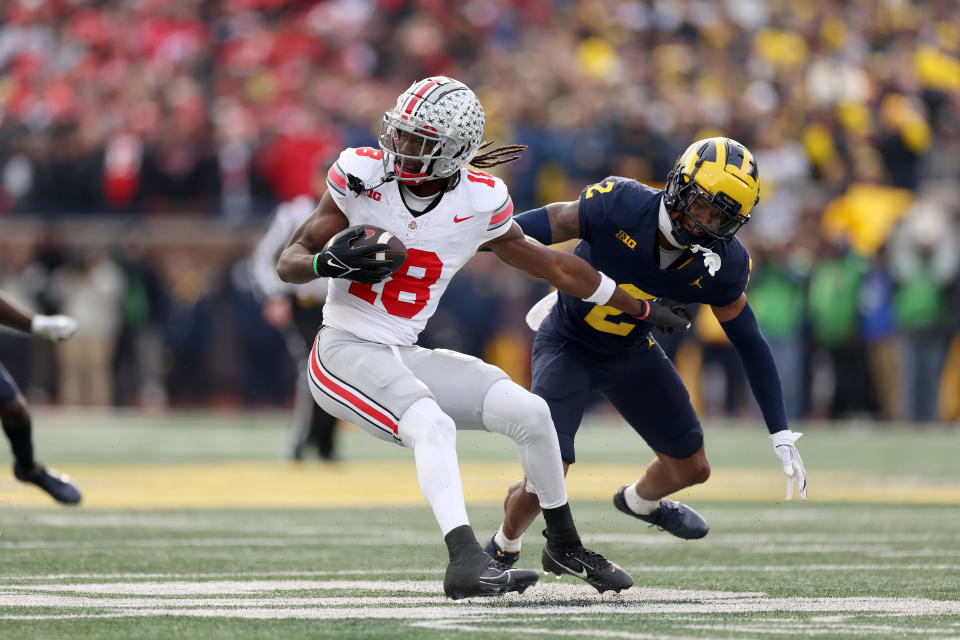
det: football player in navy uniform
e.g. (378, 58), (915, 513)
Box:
(484, 137), (807, 564)
(0, 290), (82, 504)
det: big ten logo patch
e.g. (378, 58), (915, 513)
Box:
(365, 190), (382, 201)
(616, 230), (637, 249)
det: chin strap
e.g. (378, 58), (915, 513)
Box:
(346, 171), (396, 196)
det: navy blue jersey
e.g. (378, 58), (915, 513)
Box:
(541, 176), (751, 355)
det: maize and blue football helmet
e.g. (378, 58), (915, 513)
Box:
(663, 137), (760, 247)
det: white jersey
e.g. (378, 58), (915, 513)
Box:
(322, 147), (514, 345)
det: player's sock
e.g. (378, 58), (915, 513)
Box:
(624, 485), (660, 515)
(493, 526), (522, 552)
(542, 502), (581, 549)
(444, 524), (484, 560)
(398, 398), (470, 536)
(2, 411), (36, 471)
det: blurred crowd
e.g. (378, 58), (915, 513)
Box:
(1, 0), (959, 422)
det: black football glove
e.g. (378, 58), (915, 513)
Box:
(652, 297), (692, 333)
(315, 227), (393, 284)
(632, 298), (692, 333)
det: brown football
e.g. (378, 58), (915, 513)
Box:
(347, 224), (407, 275)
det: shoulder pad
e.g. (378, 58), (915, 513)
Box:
(459, 169), (513, 231)
(460, 168), (509, 210)
(579, 176), (642, 201)
(715, 239), (751, 287)
(326, 147), (388, 197)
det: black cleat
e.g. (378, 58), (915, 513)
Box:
(613, 486), (708, 539)
(541, 540), (634, 594)
(484, 535), (520, 568)
(443, 552), (539, 600)
(14, 463), (82, 505)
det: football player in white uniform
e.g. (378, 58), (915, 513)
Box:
(278, 76), (689, 599)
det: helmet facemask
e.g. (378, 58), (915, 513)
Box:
(666, 170), (749, 248)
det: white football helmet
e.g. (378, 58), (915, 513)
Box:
(378, 76), (485, 184)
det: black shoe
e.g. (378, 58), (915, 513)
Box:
(443, 551), (539, 600)
(613, 486), (708, 539)
(541, 539), (634, 594)
(13, 463), (82, 505)
(483, 535), (520, 568)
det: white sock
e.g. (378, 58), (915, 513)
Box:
(398, 398), (469, 536)
(625, 485), (661, 515)
(493, 526), (522, 552)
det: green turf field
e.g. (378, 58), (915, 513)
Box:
(2, 410), (959, 639)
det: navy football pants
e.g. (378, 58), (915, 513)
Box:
(0, 361), (18, 406)
(530, 331), (703, 463)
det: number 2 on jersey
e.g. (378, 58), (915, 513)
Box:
(348, 248), (443, 319)
(584, 180), (614, 199)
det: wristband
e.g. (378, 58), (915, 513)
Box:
(312, 253), (323, 278)
(632, 299), (651, 321)
(583, 272), (616, 305)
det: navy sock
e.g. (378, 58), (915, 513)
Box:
(3, 410), (35, 470)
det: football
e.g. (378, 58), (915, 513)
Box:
(335, 224), (407, 275)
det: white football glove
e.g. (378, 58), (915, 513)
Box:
(31, 315), (78, 342)
(770, 429), (807, 501)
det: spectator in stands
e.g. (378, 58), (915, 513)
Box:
(889, 190), (959, 421)
(52, 249), (124, 406)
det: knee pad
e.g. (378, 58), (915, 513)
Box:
(482, 379), (554, 444)
(398, 397), (456, 449)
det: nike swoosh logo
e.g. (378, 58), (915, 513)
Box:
(546, 551), (588, 579)
(327, 258), (355, 273)
(453, 215), (474, 223)
(477, 571), (510, 585)
(560, 564), (588, 579)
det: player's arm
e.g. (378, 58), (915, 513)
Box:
(714, 294), (806, 500)
(513, 201), (581, 245)
(0, 291), (77, 342)
(276, 191), (391, 285)
(484, 223), (689, 330)
(712, 293), (786, 429)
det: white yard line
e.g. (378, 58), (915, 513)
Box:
(1, 582), (959, 614)
(5, 563), (960, 583)
(2, 579), (959, 638)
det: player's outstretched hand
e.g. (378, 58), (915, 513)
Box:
(771, 429), (807, 501)
(31, 315), (78, 342)
(633, 298), (691, 332)
(651, 298), (692, 334)
(319, 227), (393, 284)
